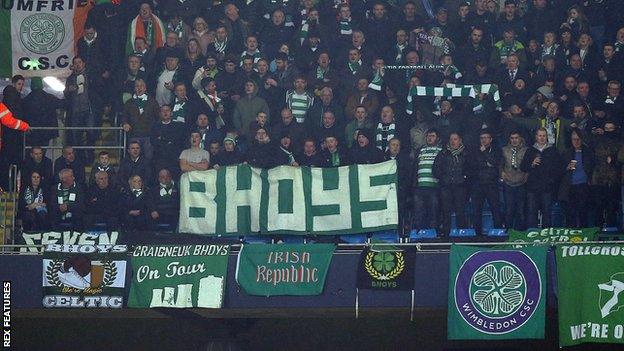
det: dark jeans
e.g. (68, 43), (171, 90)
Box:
(440, 184), (467, 234)
(526, 191), (552, 229)
(412, 187), (439, 230)
(564, 183), (590, 228)
(504, 183), (526, 230)
(472, 183), (503, 234)
(594, 185), (619, 227)
(84, 213), (119, 231)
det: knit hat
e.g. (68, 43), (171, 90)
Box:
(356, 128), (374, 144)
(223, 136), (236, 146)
(201, 77), (215, 89)
(536, 86), (553, 99)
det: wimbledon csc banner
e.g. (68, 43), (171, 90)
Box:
(448, 245), (547, 340)
(179, 161), (398, 235)
(0, 0), (92, 78)
(557, 245), (624, 347)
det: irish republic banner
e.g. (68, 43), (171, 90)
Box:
(0, 0), (92, 78)
(42, 244), (128, 308)
(508, 227), (599, 246)
(557, 245), (624, 347)
(357, 246), (415, 290)
(179, 161), (398, 236)
(235, 244), (335, 296)
(128, 245), (230, 308)
(448, 245), (547, 339)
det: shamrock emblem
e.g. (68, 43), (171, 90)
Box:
(471, 263), (525, 317)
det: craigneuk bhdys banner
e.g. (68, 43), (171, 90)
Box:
(128, 245), (229, 308)
(21, 230), (121, 253)
(448, 245), (547, 340)
(179, 161), (398, 236)
(357, 246), (415, 290)
(557, 245), (624, 347)
(508, 227), (599, 246)
(236, 244), (335, 296)
(0, 0), (93, 78)
(43, 244), (128, 308)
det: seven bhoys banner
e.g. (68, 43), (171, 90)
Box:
(128, 245), (230, 308)
(557, 245), (624, 347)
(508, 227), (600, 246)
(42, 244), (128, 308)
(235, 244), (335, 296)
(448, 245), (547, 340)
(0, 0), (92, 78)
(179, 161), (398, 236)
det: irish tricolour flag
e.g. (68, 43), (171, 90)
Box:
(0, 0), (92, 78)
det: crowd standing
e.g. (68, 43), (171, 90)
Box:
(3, 0), (624, 235)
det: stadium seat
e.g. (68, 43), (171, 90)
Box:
(369, 231), (400, 243)
(409, 229), (438, 241)
(486, 229), (507, 237)
(550, 202), (564, 227)
(242, 236), (272, 244)
(340, 234), (367, 244)
(450, 229), (476, 237)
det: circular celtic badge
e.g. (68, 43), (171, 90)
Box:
(454, 251), (541, 334)
(20, 13), (65, 55)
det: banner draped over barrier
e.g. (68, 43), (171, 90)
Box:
(508, 227), (600, 246)
(42, 244), (128, 308)
(235, 244), (335, 296)
(21, 231), (121, 253)
(557, 245), (624, 347)
(0, 0), (92, 78)
(447, 245), (547, 340)
(128, 244), (230, 308)
(179, 161), (398, 236)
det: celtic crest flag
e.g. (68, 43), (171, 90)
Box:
(448, 245), (547, 339)
(0, 1), (93, 78)
(357, 246), (415, 290)
(557, 245), (624, 347)
(42, 244), (128, 308)
(128, 245), (230, 308)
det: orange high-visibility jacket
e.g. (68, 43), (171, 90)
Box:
(0, 102), (29, 152)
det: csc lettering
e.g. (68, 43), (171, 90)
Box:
(18, 55), (69, 70)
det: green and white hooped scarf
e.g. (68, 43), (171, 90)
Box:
(375, 122), (396, 151)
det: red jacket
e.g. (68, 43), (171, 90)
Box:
(0, 102), (29, 151)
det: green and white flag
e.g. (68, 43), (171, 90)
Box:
(179, 161), (398, 236)
(0, 1), (92, 78)
(508, 227), (599, 247)
(557, 245), (624, 347)
(446, 83), (502, 112)
(235, 244), (335, 296)
(406, 84), (501, 115)
(128, 245), (230, 308)
(448, 245), (547, 340)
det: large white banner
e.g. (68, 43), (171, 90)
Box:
(179, 161), (399, 235)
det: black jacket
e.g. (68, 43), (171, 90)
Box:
(432, 147), (470, 186)
(520, 145), (563, 193)
(118, 157), (152, 188)
(349, 144), (385, 164)
(320, 148), (351, 167)
(247, 141), (277, 169)
(471, 145), (503, 185)
(85, 185), (120, 218)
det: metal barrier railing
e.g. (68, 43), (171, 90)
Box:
(3, 240), (624, 255)
(22, 126), (127, 161)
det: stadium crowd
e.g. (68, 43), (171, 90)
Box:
(3, 0), (624, 236)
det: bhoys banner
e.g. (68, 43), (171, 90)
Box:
(0, 0), (92, 78)
(179, 161), (398, 236)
